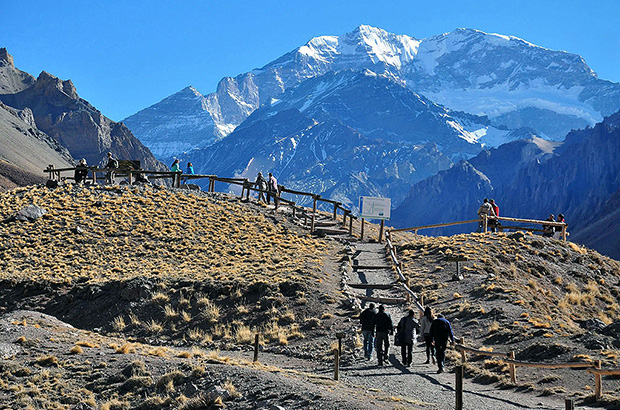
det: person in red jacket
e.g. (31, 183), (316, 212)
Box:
(489, 199), (500, 232)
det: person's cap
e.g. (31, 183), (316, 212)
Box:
(378, 305), (385, 311)
(368, 303), (375, 309)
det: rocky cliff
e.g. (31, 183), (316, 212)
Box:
(0, 49), (165, 171)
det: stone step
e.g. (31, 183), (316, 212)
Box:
(348, 283), (397, 290)
(357, 295), (407, 305)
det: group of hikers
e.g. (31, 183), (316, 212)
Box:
(477, 198), (566, 237)
(359, 303), (454, 373)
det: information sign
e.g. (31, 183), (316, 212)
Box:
(359, 196), (391, 220)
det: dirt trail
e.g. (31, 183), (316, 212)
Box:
(333, 241), (596, 410)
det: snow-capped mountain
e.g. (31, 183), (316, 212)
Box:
(181, 70), (539, 208)
(124, 25), (620, 158)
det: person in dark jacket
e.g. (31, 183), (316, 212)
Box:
(374, 305), (393, 366)
(255, 172), (268, 203)
(542, 214), (555, 237)
(74, 158), (88, 184)
(430, 313), (454, 373)
(396, 309), (420, 367)
(359, 303), (376, 360)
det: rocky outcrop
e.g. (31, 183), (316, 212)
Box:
(0, 50), (165, 171)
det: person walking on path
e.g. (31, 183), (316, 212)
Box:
(396, 309), (419, 367)
(267, 172), (279, 208)
(477, 198), (496, 232)
(104, 152), (118, 184)
(359, 303), (377, 360)
(255, 172), (268, 203)
(420, 306), (435, 364)
(374, 305), (394, 367)
(430, 313), (454, 374)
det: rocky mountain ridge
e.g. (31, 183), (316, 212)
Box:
(0, 48), (165, 173)
(392, 111), (620, 259)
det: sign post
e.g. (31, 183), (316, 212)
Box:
(359, 196), (391, 242)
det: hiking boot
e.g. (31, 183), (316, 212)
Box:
(437, 367), (443, 374)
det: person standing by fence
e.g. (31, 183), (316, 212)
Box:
(489, 199), (500, 232)
(74, 158), (88, 184)
(374, 305), (393, 367)
(255, 172), (268, 203)
(267, 172), (279, 208)
(420, 306), (435, 365)
(359, 303), (376, 360)
(430, 313), (454, 374)
(170, 159), (181, 186)
(477, 198), (495, 232)
(105, 152), (118, 184)
(396, 309), (419, 367)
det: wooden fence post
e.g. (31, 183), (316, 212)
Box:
(509, 351), (516, 383)
(360, 218), (365, 241)
(349, 215), (353, 236)
(458, 338), (466, 363)
(311, 196), (317, 234)
(378, 220), (385, 243)
(455, 365), (463, 410)
(92, 169), (97, 184)
(334, 349), (340, 381)
(562, 225), (567, 241)
(253, 334), (260, 362)
(565, 399), (574, 410)
(333, 203), (338, 220)
(128, 170), (133, 185)
(595, 360), (602, 400)
(483, 214), (488, 233)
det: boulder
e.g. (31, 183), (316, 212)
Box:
(602, 320), (620, 340)
(581, 318), (607, 333)
(205, 385), (233, 402)
(12, 204), (47, 222)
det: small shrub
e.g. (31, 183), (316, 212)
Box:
(70, 345), (83, 354)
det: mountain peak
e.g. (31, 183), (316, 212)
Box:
(35, 71), (78, 99)
(0, 48), (14, 67)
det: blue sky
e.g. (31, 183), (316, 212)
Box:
(2, 0), (619, 122)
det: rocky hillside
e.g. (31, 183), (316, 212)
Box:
(0, 101), (74, 190)
(0, 48), (165, 172)
(1, 184), (620, 407)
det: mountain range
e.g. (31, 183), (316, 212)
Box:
(124, 25), (620, 158)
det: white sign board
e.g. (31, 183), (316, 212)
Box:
(359, 196), (391, 220)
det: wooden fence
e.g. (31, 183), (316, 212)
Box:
(390, 214), (568, 240)
(454, 341), (619, 402)
(44, 164), (360, 236)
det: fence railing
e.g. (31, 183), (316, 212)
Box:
(390, 214), (569, 240)
(454, 341), (615, 401)
(43, 164), (359, 236)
